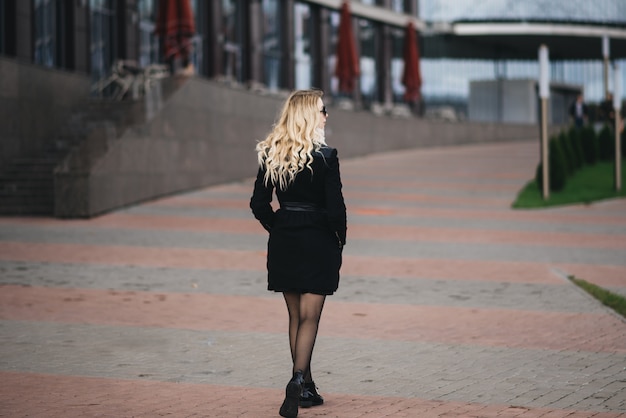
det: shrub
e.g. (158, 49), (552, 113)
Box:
(535, 136), (568, 192)
(567, 126), (584, 169)
(580, 126), (597, 165)
(549, 137), (569, 191)
(576, 127), (587, 164)
(597, 124), (614, 161)
(558, 130), (575, 174)
(535, 161), (543, 190)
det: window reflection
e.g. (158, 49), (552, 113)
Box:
(138, 0), (159, 67)
(222, 0), (241, 82)
(358, 17), (377, 106)
(189, 0), (203, 75)
(262, 0), (281, 90)
(391, 0), (406, 12)
(328, 9), (339, 95)
(391, 27), (405, 102)
(294, 3), (311, 89)
(90, 0), (115, 88)
(34, 0), (57, 68)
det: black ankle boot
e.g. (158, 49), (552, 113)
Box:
(300, 381), (324, 408)
(279, 370), (304, 418)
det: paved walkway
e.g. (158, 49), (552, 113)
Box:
(1, 140), (625, 418)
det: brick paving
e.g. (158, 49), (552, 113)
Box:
(1, 140), (625, 417)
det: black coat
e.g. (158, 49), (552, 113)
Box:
(250, 146), (347, 295)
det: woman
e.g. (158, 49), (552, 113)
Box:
(250, 89), (347, 418)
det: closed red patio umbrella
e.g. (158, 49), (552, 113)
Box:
(155, 0), (196, 70)
(335, 1), (360, 94)
(402, 21), (422, 103)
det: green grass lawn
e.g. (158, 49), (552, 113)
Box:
(512, 160), (626, 208)
(569, 276), (626, 319)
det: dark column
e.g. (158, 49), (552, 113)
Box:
(71, 0), (90, 73)
(377, 23), (392, 106)
(351, 13), (362, 107)
(235, 0), (250, 83)
(61, 0), (74, 70)
(280, 0), (294, 90)
(15, 0), (32, 61)
(117, 0), (139, 61)
(205, 0), (222, 78)
(1, 0), (17, 56)
(247, 0), (263, 86)
(310, 4), (330, 93)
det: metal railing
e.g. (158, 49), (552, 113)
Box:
(91, 60), (170, 100)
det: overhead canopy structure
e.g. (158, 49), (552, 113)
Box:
(304, 0), (626, 61)
(423, 20), (626, 60)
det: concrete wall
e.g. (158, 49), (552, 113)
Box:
(55, 76), (540, 217)
(0, 56), (90, 169)
(469, 78), (582, 126)
(469, 79), (539, 124)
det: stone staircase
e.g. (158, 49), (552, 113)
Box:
(0, 76), (188, 217)
(0, 99), (142, 217)
(0, 153), (63, 215)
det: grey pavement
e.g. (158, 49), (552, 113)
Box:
(1, 140), (625, 418)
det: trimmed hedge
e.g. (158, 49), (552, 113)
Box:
(580, 125), (598, 165)
(597, 124), (614, 161)
(535, 135), (568, 192)
(558, 130), (575, 174)
(535, 123), (624, 194)
(566, 126), (584, 170)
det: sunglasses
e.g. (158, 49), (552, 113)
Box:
(320, 106), (328, 117)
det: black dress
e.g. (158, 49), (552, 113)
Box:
(250, 146), (347, 295)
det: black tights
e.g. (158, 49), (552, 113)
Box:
(283, 292), (326, 382)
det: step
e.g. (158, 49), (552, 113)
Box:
(0, 192), (53, 203)
(0, 180), (54, 190)
(0, 206), (52, 216)
(0, 173), (55, 181)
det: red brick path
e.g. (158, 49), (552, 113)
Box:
(1, 141), (625, 417)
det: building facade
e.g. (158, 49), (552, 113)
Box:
(8, 0), (617, 216)
(2, 0), (625, 112)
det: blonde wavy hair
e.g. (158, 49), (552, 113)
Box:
(256, 89), (327, 190)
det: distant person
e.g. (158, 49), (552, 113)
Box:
(569, 93), (588, 128)
(250, 89), (347, 418)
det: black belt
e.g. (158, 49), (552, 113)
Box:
(280, 202), (325, 212)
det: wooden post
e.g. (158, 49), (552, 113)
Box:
(541, 98), (550, 199)
(539, 45), (550, 200)
(614, 65), (622, 191)
(603, 36), (610, 99)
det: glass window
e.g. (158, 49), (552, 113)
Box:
(34, 0), (57, 67)
(90, 0), (116, 91)
(391, 0), (406, 12)
(419, 0), (626, 23)
(189, 0), (203, 75)
(138, 0), (159, 67)
(358, 18), (377, 105)
(262, 0), (282, 90)
(33, 0), (67, 68)
(390, 26), (404, 102)
(222, 0), (242, 82)
(294, 2), (312, 89)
